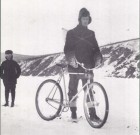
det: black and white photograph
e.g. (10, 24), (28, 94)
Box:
(1, 0), (139, 135)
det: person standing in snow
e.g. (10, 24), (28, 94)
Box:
(64, 8), (103, 122)
(0, 50), (21, 107)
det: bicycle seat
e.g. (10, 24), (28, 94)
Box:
(56, 63), (67, 68)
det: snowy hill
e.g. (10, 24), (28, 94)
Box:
(100, 38), (139, 78)
(18, 38), (139, 78)
(19, 52), (65, 76)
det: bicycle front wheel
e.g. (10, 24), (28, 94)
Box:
(83, 82), (109, 128)
(35, 79), (63, 121)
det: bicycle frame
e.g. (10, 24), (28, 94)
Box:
(55, 67), (94, 110)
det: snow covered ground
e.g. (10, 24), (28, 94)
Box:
(1, 74), (139, 135)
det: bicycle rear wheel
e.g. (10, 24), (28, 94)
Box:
(35, 79), (63, 121)
(83, 82), (109, 128)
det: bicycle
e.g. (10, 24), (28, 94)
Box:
(35, 62), (109, 128)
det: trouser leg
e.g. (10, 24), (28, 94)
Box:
(68, 74), (79, 113)
(5, 86), (10, 104)
(11, 84), (16, 104)
(82, 78), (94, 102)
(82, 77), (96, 118)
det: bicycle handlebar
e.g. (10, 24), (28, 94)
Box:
(76, 61), (94, 71)
(56, 61), (102, 72)
(76, 59), (103, 71)
(55, 54), (103, 71)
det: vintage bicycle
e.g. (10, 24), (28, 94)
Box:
(35, 61), (109, 128)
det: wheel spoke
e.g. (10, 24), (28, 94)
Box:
(35, 79), (63, 121)
(84, 82), (109, 128)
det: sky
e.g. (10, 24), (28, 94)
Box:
(1, 0), (139, 55)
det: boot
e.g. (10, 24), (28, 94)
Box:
(3, 92), (9, 107)
(71, 111), (77, 119)
(89, 108), (102, 123)
(70, 107), (77, 120)
(3, 102), (9, 107)
(11, 102), (14, 107)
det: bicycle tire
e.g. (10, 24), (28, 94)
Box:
(35, 79), (63, 121)
(83, 82), (109, 128)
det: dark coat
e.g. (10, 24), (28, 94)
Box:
(0, 59), (21, 84)
(64, 24), (102, 72)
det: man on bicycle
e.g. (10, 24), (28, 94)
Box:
(64, 8), (103, 122)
